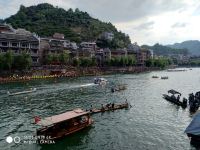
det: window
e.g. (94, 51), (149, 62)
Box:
(21, 43), (28, 48)
(32, 57), (38, 62)
(2, 42), (8, 46)
(12, 43), (18, 47)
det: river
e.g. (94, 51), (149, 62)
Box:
(0, 68), (199, 150)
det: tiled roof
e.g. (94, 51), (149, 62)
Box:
(0, 32), (38, 41)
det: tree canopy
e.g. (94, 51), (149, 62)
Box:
(4, 3), (131, 48)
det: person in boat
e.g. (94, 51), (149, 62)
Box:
(125, 99), (129, 107)
(171, 94), (176, 100)
(177, 95), (180, 102)
(101, 104), (105, 112)
(90, 105), (93, 112)
(112, 103), (115, 109)
(106, 103), (111, 108)
(189, 93), (195, 105)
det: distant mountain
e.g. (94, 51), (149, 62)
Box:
(167, 40), (200, 56)
(3, 3), (131, 48)
(141, 43), (188, 56)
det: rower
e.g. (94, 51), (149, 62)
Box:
(112, 103), (115, 109)
(177, 95), (180, 102)
(101, 104), (105, 112)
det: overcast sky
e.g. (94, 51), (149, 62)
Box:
(0, 0), (200, 45)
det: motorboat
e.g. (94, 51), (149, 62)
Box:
(163, 89), (187, 108)
(94, 77), (108, 85)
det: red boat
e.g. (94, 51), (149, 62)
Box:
(35, 108), (93, 140)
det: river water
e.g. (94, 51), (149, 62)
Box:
(0, 68), (199, 150)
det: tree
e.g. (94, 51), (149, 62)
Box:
(59, 52), (69, 64)
(72, 58), (80, 67)
(13, 52), (32, 70)
(4, 51), (14, 71)
(0, 54), (4, 70)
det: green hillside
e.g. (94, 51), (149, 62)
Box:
(4, 3), (131, 48)
(141, 43), (189, 56)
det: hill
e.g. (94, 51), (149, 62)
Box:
(141, 43), (188, 56)
(167, 40), (200, 56)
(4, 3), (131, 48)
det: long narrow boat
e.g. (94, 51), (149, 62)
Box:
(36, 108), (93, 141)
(7, 88), (37, 96)
(90, 102), (130, 114)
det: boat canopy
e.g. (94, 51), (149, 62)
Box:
(37, 108), (89, 126)
(185, 112), (200, 135)
(168, 89), (181, 95)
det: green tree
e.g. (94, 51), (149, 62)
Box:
(4, 51), (14, 71)
(59, 52), (69, 64)
(0, 54), (4, 70)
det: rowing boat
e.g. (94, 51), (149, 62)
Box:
(7, 88), (37, 96)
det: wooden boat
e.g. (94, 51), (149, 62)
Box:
(161, 76), (168, 79)
(185, 112), (200, 147)
(7, 88), (37, 96)
(90, 102), (130, 114)
(111, 84), (127, 93)
(152, 76), (159, 78)
(163, 89), (187, 108)
(167, 69), (187, 72)
(36, 108), (93, 140)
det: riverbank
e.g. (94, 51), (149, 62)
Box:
(0, 66), (161, 84)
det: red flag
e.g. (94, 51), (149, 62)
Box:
(34, 116), (41, 124)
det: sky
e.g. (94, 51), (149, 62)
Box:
(0, 0), (200, 46)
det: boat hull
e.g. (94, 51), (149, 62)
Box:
(36, 118), (93, 141)
(163, 94), (187, 108)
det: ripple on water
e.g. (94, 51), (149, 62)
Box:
(0, 69), (197, 150)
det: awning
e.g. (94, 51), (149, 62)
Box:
(37, 108), (89, 126)
(185, 112), (200, 136)
(168, 89), (181, 95)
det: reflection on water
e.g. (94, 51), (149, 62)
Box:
(0, 68), (199, 150)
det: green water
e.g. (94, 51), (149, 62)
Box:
(0, 68), (199, 150)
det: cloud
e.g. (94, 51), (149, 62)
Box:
(134, 21), (154, 30)
(0, 0), (187, 23)
(171, 22), (187, 28)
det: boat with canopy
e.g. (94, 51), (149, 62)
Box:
(163, 89), (187, 108)
(35, 108), (93, 140)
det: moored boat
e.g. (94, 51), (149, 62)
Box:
(35, 108), (93, 141)
(161, 76), (168, 79)
(185, 112), (200, 148)
(7, 88), (37, 96)
(167, 69), (187, 72)
(152, 76), (159, 78)
(163, 89), (187, 108)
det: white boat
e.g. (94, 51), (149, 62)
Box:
(94, 78), (108, 85)
(7, 88), (37, 96)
